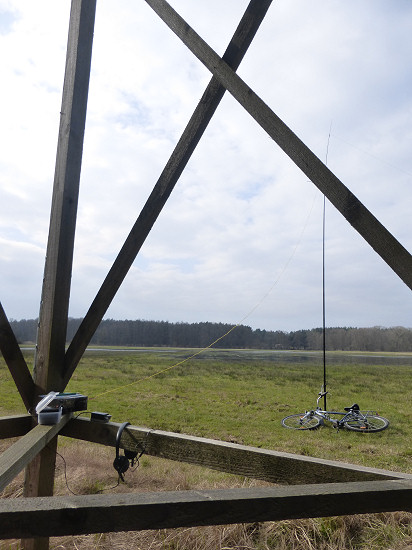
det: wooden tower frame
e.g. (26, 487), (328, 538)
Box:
(1, 1), (412, 548)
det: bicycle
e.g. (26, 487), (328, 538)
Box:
(281, 390), (389, 432)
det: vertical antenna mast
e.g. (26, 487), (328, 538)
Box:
(322, 193), (327, 410)
(322, 122), (332, 411)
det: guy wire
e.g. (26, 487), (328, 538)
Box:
(90, 126), (411, 404)
(90, 185), (319, 402)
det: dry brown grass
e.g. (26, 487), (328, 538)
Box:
(2, 440), (412, 550)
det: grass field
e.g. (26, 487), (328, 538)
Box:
(1, 348), (412, 549)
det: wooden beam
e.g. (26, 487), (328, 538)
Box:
(0, 415), (32, 440)
(0, 414), (71, 492)
(1, 479), (412, 539)
(144, 0), (412, 292)
(63, 0), (273, 386)
(33, 0), (96, 394)
(23, 3), (96, 548)
(0, 302), (35, 411)
(60, 418), (410, 484)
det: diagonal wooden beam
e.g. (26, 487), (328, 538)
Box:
(0, 414), (71, 492)
(63, 0), (273, 387)
(60, 418), (411, 485)
(2, 479), (412, 538)
(144, 0), (412, 292)
(0, 302), (35, 412)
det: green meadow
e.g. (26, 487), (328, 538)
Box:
(2, 348), (412, 473)
(3, 349), (412, 549)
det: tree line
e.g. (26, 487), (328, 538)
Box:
(8, 318), (412, 352)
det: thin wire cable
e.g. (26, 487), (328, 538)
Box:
(55, 450), (120, 494)
(91, 126), (408, 407)
(55, 451), (78, 495)
(90, 186), (320, 403)
(331, 132), (412, 177)
(129, 428), (154, 471)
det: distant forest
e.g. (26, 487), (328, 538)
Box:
(9, 318), (412, 352)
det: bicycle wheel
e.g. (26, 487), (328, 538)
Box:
(344, 414), (389, 433)
(281, 413), (322, 430)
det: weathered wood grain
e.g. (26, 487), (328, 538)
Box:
(0, 414), (71, 492)
(60, 418), (410, 484)
(22, 3), (96, 547)
(34, 0), (96, 395)
(2, 479), (412, 538)
(144, 0), (412, 291)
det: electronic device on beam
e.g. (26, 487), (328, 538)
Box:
(36, 391), (88, 424)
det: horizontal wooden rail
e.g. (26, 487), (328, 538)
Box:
(1, 479), (412, 538)
(0, 415), (33, 440)
(0, 414), (71, 492)
(60, 418), (410, 484)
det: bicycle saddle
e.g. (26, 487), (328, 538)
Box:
(344, 403), (359, 411)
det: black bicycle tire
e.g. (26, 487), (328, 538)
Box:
(344, 414), (389, 433)
(281, 413), (322, 430)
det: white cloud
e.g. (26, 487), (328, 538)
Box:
(1, 0), (411, 331)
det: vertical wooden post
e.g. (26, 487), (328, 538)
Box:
(33, 0), (96, 394)
(22, 2), (96, 549)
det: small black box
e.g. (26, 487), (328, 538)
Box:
(91, 411), (112, 423)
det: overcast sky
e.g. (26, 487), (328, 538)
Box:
(1, 0), (411, 333)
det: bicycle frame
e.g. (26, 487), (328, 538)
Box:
(281, 389), (389, 432)
(303, 391), (377, 430)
